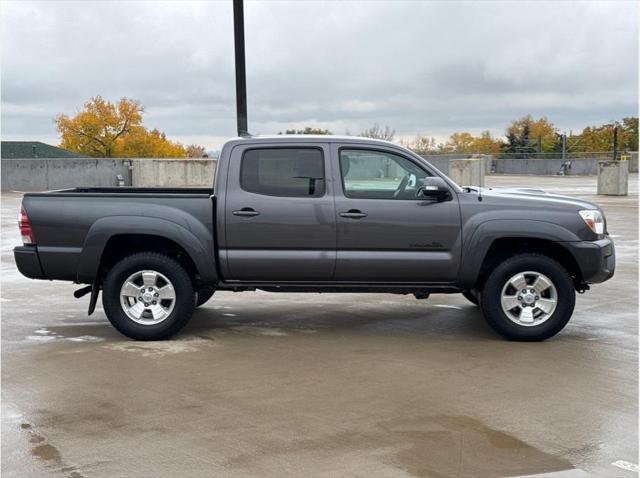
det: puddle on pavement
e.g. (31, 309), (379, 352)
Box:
(31, 443), (62, 462)
(381, 415), (573, 477)
(227, 415), (573, 477)
(19, 421), (86, 478)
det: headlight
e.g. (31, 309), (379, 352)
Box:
(579, 210), (604, 235)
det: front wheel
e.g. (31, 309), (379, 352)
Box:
(102, 252), (195, 340)
(480, 254), (575, 341)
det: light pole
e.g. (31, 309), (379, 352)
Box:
(233, 0), (249, 136)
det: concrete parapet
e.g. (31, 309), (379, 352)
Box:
(597, 160), (628, 196)
(448, 158), (485, 186)
(422, 156), (606, 176)
(491, 158), (599, 176)
(1, 158), (130, 191)
(130, 159), (217, 187)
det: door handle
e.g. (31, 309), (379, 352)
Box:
(339, 209), (368, 219)
(232, 208), (261, 217)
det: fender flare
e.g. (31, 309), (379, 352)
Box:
(459, 219), (581, 289)
(76, 215), (217, 284)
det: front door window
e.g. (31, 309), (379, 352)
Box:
(340, 149), (430, 200)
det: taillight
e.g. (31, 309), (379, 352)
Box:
(18, 207), (35, 245)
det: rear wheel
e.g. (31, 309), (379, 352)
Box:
(480, 254), (575, 341)
(102, 252), (195, 340)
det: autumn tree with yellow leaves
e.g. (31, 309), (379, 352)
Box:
(56, 96), (193, 158)
(405, 130), (504, 155)
(504, 115), (559, 154)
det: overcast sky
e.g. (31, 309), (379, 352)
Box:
(1, 0), (638, 150)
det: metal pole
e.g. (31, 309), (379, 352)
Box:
(562, 133), (567, 161)
(233, 0), (249, 136)
(612, 125), (618, 161)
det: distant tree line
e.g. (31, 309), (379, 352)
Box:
(285, 116), (638, 157)
(403, 115), (638, 157)
(58, 97), (637, 159)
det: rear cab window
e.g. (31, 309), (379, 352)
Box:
(240, 148), (325, 197)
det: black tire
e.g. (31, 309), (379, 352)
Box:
(480, 254), (575, 341)
(102, 252), (195, 340)
(462, 290), (479, 305)
(195, 288), (215, 307)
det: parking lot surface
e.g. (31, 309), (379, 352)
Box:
(1, 175), (638, 478)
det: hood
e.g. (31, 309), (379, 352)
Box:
(474, 186), (600, 211)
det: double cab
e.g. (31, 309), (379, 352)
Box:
(14, 136), (615, 340)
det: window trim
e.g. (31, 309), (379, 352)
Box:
(239, 146), (327, 198)
(337, 146), (434, 200)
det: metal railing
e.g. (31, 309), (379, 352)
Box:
(419, 151), (631, 160)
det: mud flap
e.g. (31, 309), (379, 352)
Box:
(88, 282), (100, 316)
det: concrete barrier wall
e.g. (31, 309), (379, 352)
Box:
(421, 156), (604, 176)
(448, 158), (485, 186)
(3, 154), (633, 192)
(1, 158), (219, 191)
(423, 156), (451, 175)
(492, 158), (599, 175)
(1, 158), (131, 191)
(130, 159), (217, 187)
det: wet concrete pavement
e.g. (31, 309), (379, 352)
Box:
(1, 175), (638, 477)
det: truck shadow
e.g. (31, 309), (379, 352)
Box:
(184, 299), (497, 341)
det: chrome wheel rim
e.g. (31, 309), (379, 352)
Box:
(500, 271), (557, 327)
(120, 270), (176, 325)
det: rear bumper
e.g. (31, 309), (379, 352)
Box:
(563, 236), (615, 284)
(13, 246), (45, 280)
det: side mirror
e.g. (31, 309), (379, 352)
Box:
(416, 177), (452, 201)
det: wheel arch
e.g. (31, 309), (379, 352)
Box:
(77, 216), (217, 286)
(460, 220), (583, 290)
(475, 238), (582, 290)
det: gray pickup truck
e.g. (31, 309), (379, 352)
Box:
(14, 135), (615, 341)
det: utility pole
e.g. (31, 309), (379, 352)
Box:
(233, 0), (249, 136)
(561, 133), (567, 161)
(612, 125), (618, 161)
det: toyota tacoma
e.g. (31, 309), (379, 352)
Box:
(14, 136), (615, 340)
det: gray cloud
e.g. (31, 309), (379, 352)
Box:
(1, 0), (637, 148)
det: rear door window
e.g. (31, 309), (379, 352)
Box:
(240, 148), (325, 197)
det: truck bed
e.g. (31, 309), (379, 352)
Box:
(26, 187), (213, 197)
(20, 187), (216, 283)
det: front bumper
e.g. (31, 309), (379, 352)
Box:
(14, 246), (45, 280)
(563, 236), (615, 284)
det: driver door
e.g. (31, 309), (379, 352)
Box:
(332, 145), (462, 282)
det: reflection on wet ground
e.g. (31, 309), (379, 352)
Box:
(2, 175), (637, 477)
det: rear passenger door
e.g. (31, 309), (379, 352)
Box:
(224, 143), (336, 281)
